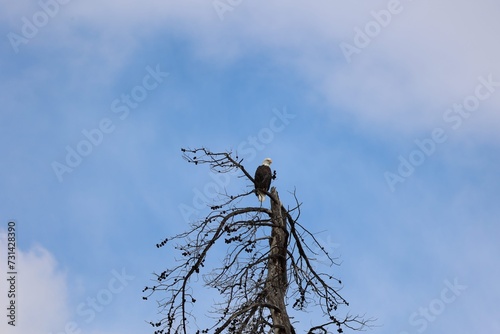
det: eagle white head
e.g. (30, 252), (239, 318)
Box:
(262, 158), (272, 167)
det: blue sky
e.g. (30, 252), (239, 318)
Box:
(1, 0), (500, 333)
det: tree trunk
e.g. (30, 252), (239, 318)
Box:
(266, 187), (294, 334)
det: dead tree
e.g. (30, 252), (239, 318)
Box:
(144, 148), (371, 334)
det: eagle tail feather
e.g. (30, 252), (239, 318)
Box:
(257, 191), (266, 202)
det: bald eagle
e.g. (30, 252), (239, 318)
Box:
(254, 158), (272, 202)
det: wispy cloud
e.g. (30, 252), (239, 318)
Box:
(0, 233), (70, 334)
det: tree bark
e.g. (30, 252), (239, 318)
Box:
(266, 187), (294, 334)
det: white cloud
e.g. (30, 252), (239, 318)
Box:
(6, 0), (499, 137)
(63, 1), (500, 136)
(0, 232), (70, 334)
(0, 236), (141, 334)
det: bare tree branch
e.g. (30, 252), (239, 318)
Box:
(145, 148), (373, 334)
